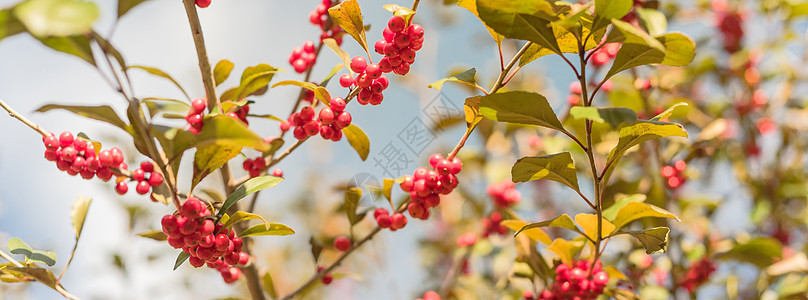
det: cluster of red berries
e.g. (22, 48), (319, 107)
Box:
(481, 211), (507, 237)
(487, 179), (521, 208)
(333, 236), (351, 251)
(399, 154), (462, 220)
(373, 208), (407, 231)
(660, 160), (686, 189)
(195, 0), (211, 8)
(185, 98), (207, 134)
(308, 0), (343, 45)
(590, 43), (620, 67)
(120, 161), (164, 196)
(289, 41), (318, 73)
(282, 99), (352, 141)
(242, 157), (266, 178)
(338, 57), (390, 106)
(715, 3), (744, 53)
(375, 16), (424, 75)
(161, 197), (249, 284)
(43, 131), (127, 182)
(538, 260), (609, 300)
(680, 258), (716, 293)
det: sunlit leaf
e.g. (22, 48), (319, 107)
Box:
(239, 223), (295, 237)
(569, 106), (638, 129)
(502, 220), (551, 245)
(615, 227), (670, 254)
(214, 59), (234, 87)
(477, 0), (560, 53)
(612, 202), (678, 229)
(15, 0), (99, 37)
(515, 214), (583, 237)
(217, 175), (284, 219)
(575, 213), (616, 241)
(457, 0), (503, 46)
(717, 237), (782, 268)
(222, 211), (268, 230)
(479, 91), (566, 133)
(342, 124), (370, 161)
(328, 0), (369, 55)
(70, 196), (92, 239)
(173, 251), (190, 270)
(136, 229), (167, 241)
(428, 68), (477, 91)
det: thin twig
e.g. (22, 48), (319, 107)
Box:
(438, 245), (473, 298)
(0, 249), (24, 267)
(0, 98), (50, 137)
(181, 0), (219, 110)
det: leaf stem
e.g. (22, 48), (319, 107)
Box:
(0, 98), (50, 137)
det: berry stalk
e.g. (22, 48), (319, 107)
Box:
(0, 97), (50, 137)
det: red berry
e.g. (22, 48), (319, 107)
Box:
(59, 132), (74, 148)
(149, 172), (163, 186)
(319, 107), (335, 125)
(393, 62), (410, 75)
(132, 168), (146, 182)
(191, 98), (206, 113)
(300, 106), (315, 120)
(391, 213), (407, 229)
(450, 157), (463, 174)
(400, 175), (414, 192)
(388, 16), (406, 32)
(140, 161), (154, 173)
(293, 126), (307, 140)
(393, 33), (410, 48)
(195, 0), (211, 8)
(238, 251), (250, 265)
(407, 24), (424, 39)
(365, 64), (381, 78)
(293, 59), (308, 73)
(330, 97), (346, 112)
(338, 73), (354, 87)
(110, 148), (124, 165)
(272, 168), (283, 177)
(335, 111), (352, 128)
(115, 181), (128, 195)
(376, 214), (392, 228)
(334, 236), (351, 251)
(303, 41), (316, 53)
(350, 56), (367, 73)
(374, 39), (388, 55)
(222, 267), (242, 284)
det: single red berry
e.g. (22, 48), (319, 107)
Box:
(334, 236), (351, 251)
(365, 64), (381, 78)
(358, 88), (373, 104)
(191, 98), (207, 113)
(383, 43), (400, 57)
(450, 157), (463, 174)
(59, 132), (74, 148)
(319, 107), (335, 125)
(383, 26), (395, 42)
(407, 24), (425, 39)
(393, 62), (410, 75)
(140, 161), (154, 173)
(393, 33), (410, 48)
(319, 125), (335, 139)
(388, 16), (406, 32)
(115, 181), (128, 195)
(338, 73), (354, 88)
(400, 175), (414, 192)
(335, 111), (352, 128)
(304, 120), (321, 136)
(293, 126), (307, 140)
(376, 214), (392, 228)
(293, 59), (308, 73)
(132, 168), (146, 182)
(149, 172), (164, 186)
(391, 213), (407, 229)
(271, 168), (283, 177)
(330, 97), (346, 112)
(350, 56), (368, 73)
(110, 148), (124, 165)
(195, 0), (211, 8)
(300, 106), (315, 120)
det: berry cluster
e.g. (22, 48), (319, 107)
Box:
(161, 197), (249, 284)
(399, 154), (462, 220)
(285, 99), (352, 141)
(481, 211), (507, 237)
(375, 15), (424, 75)
(339, 57), (390, 106)
(539, 260), (609, 300)
(195, 0), (211, 8)
(289, 41), (318, 73)
(680, 258), (716, 293)
(660, 160), (686, 189)
(487, 179), (521, 208)
(124, 161), (164, 196)
(43, 132), (127, 184)
(715, 3), (744, 53)
(242, 157), (266, 178)
(185, 98), (207, 134)
(373, 208), (407, 231)
(590, 43), (620, 67)
(308, 0), (343, 45)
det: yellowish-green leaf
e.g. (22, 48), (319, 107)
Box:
(342, 124), (370, 161)
(547, 238), (584, 265)
(322, 38), (353, 77)
(192, 143), (242, 188)
(328, 0), (369, 55)
(214, 59), (234, 86)
(15, 0), (99, 37)
(136, 229), (167, 241)
(612, 202), (679, 229)
(457, 0), (503, 46)
(575, 213), (616, 240)
(616, 227), (670, 254)
(603, 193), (646, 220)
(635, 7), (667, 36)
(464, 96), (483, 128)
(239, 223), (295, 237)
(0, 8), (26, 42)
(606, 120), (689, 164)
(70, 196), (92, 239)
(511, 152), (579, 192)
(502, 220), (551, 245)
(717, 237), (782, 268)
(235, 63), (278, 100)
(383, 4), (415, 24)
(428, 68), (477, 91)
(263, 271), (278, 298)
(479, 91), (566, 132)
(604, 265), (628, 281)
(222, 211), (268, 230)
(314, 87), (331, 107)
(655, 32), (696, 67)
(477, 0), (561, 54)
(569, 106), (638, 129)
(344, 187), (362, 225)
(271, 80), (317, 90)
(593, 0), (633, 30)
(217, 175), (284, 219)
(515, 214), (583, 237)
(382, 178), (394, 201)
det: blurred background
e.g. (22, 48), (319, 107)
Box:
(1, 0), (807, 299)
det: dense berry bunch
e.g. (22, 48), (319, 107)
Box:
(481, 211), (507, 237)
(660, 160), (686, 189)
(374, 15), (424, 75)
(195, 0), (211, 8)
(286, 99), (352, 141)
(289, 41), (318, 73)
(539, 260), (609, 300)
(185, 98), (207, 134)
(680, 258), (716, 293)
(43, 131), (127, 184)
(127, 161), (164, 196)
(399, 154), (462, 220)
(590, 43), (620, 67)
(161, 197), (249, 284)
(339, 57), (390, 105)
(242, 157), (266, 178)
(374, 208), (407, 231)
(308, 0), (343, 45)
(487, 179), (521, 208)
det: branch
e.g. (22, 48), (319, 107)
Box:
(0, 98), (50, 137)
(181, 0), (219, 110)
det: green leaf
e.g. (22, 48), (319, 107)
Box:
(635, 7), (667, 36)
(319, 64), (344, 87)
(7, 238), (33, 258)
(477, 0), (561, 54)
(457, 0), (504, 46)
(234, 63), (278, 100)
(616, 227), (670, 254)
(92, 31), (126, 70)
(344, 187), (362, 225)
(428, 68), (477, 91)
(36, 104), (130, 133)
(515, 214), (583, 237)
(718, 238), (782, 268)
(328, 0), (369, 55)
(603, 19), (666, 79)
(612, 202), (678, 229)
(520, 17), (605, 67)
(136, 230), (167, 241)
(602, 194), (646, 220)
(239, 223), (295, 237)
(323, 38), (353, 76)
(569, 107), (638, 129)
(606, 120), (688, 163)
(7, 238), (55, 267)
(37, 35), (95, 65)
(217, 175), (284, 219)
(262, 271), (279, 298)
(129, 65), (190, 100)
(118, 0), (148, 18)
(464, 96), (483, 128)
(70, 196), (91, 239)
(511, 152), (579, 192)
(592, 0), (632, 30)
(213, 59), (234, 87)
(342, 124), (370, 161)
(192, 143), (242, 189)
(173, 251), (190, 270)
(142, 97), (190, 118)
(271, 80), (317, 90)
(655, 32), (696, 66)
(171, 115), (270, 160)
(0, 8), (26, 42)
(14, 0), (99, 37)
(650, 102), (688, 121)
(222, 211), (268, 229)
(479, 91), (566, 133)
